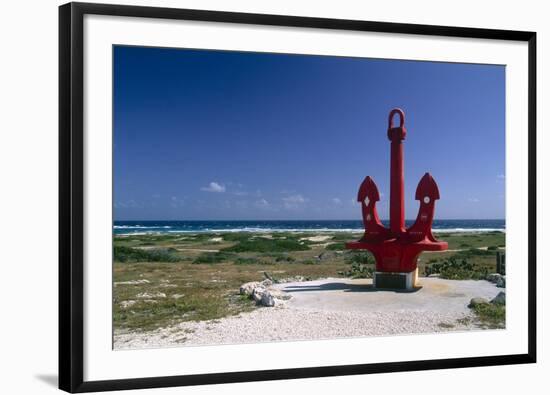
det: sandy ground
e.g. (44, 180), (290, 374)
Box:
(114, 277), (502, 350)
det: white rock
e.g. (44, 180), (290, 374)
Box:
(252, 286), (267, 303)
(269, 289), (292, 301)
(136, 292), (166, 299)
(261, 291), (275, 307)
(486, 273), (502, 283)
(120, 300), (136, 309)
(469, 297), (489, 307)
(239, 281), (261, 296)
(261, 279), (273, 287)
(114, 279), (150, 286)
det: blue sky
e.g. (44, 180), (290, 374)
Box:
(113, 46), (505, 220)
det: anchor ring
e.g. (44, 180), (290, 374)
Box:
(388, 108), (405, 129)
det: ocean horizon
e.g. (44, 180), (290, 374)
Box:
(113, 219), (505, 235)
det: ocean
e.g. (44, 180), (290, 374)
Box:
(113, 219), (505, 235)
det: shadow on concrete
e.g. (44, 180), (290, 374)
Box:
(35, 374), (58, 388)
(282, 282), (422, 294)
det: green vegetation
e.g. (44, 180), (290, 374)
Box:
(192, 251), (235, 264)
(432, 231), (504, 250)
(470, 302), (506, 329)
(424, 257), (488, 280)
(113, 231), (505, 332)
(325, 242), (346, 251)
(339, 261), (375, 278)
(268, 252), (296, 263)
(345, 251), (375, 265)
(222, 237), (310, 253)
(114, 246), (184, 263)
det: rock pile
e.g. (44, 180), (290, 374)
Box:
(486, 273), (506, 288)
(239, 279), (292, 307)
(469, 291), (506, 308)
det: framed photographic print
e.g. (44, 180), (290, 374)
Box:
(59, 2), (537, 392)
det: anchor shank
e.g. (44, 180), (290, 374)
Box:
(389, 139), (405, 234)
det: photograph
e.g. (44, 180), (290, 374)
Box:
(112, 45), (507, 350)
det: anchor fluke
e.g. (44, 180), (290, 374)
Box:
(415, 172), (440, 201)
(357, 176), (380, 203)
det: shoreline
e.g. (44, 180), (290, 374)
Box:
(115, 228), (506, 236)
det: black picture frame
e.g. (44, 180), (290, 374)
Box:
(59, 2), (537, 393)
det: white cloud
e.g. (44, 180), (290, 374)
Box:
(468, 197), (480, 203)
(497, 174), (505, 180)
(282, 194), (307, 209)
(332, 198), (342, 205)
(200, 182), (226, 193)
(114, 199), (143, 209)
(255, 198), (270, 208)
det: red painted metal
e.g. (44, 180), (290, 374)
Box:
(346, 108), (448, 273)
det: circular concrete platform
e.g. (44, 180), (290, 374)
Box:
(276, 277), (501, 315)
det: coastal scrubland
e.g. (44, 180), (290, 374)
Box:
(113, 231), (505, 333)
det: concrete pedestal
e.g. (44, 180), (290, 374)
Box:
(373, 268), (418, 290)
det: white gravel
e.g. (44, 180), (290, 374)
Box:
(114, 277), (502, 350)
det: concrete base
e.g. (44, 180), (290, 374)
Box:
(373, 268), (418, 290)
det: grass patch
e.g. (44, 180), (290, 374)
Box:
(470, 303), (506, 329)
(193, 251), (235, 264)
(339, 261), (374, 279)
(234, 257), (265, 265)
(263, 252), (296, 263)
(326, 242), (346, 251)
(222, 238), (310, 253)
(424, 257), (488, 280)
(114, 246), (184, 263)
(222, 233), (253, 242)
(456, 248), (495, 258)
(329, 233), (360, 241)
(345, 251), (375, 265)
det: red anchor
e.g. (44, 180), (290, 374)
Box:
(346, 108), (448, 288)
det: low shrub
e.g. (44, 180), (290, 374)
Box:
(424, 257), (488, 280)
(266, 252), (295, 263)
(325, 242), (346, 251)
(234, 257), (260, 265)
(339, 261), (374, 279)
(345, 251), (375, 265)
(470, 302), (506, 328)
(113, 246), (183, 263)
(192, 251), (235, 264)
(222, 238), (310, 253)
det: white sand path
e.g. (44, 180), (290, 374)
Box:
(114, 277), (502, 349)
